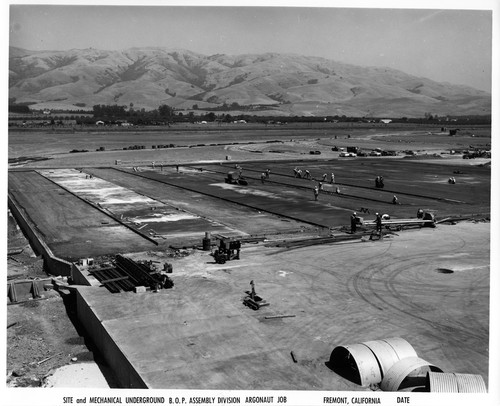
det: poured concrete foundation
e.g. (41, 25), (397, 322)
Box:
(72, 223), (489, 389)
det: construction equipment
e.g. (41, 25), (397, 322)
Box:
(225, 171), (248, 186)
(114, 255), (174, 292)
(211, 238), (241, 264)
(243, 280), (269, 310)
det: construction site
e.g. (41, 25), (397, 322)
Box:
(6, 125), (493, 398)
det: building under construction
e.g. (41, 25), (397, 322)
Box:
(7, 158), (490, 391)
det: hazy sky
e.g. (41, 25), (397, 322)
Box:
(8, 1), (495, 92)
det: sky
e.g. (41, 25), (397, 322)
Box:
(7, 1), (496, 92)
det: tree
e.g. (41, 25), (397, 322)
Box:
(158, 104), (174, 118)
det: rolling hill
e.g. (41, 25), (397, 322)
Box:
(8, 47), (491, 117)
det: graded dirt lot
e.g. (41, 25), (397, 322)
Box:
(6, 123), (493, 394)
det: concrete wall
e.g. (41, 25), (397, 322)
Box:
(8, 194), (73, 277)
(75, 287), (148, 388)
(71, 263), (101, 286)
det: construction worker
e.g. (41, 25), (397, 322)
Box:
(265, 169), (271, 178)
(330, 173), (335, 184)
(304, 169), (311, 179)
(313, 186), (319, 201)
(375, 212), (383, 234)
(392, 195), (399, 205)
(318, 182), (324, 191)
(417, 208), (424, 219)
(335, 186), (340, 194)
(152, 161), (155, 169)
(351, 212), (357, 233)
(261, 173), (266, 183)
(322, 173), (328, 182)
(375, 176), (385, 188)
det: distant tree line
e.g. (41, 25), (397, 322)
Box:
(9, 102), (492, 126)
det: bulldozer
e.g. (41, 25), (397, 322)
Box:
(211, 238), (241, 264)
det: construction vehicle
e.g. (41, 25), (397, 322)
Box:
(225, 171), (248, 186)
(211, 238), (241, 264)
(243, 280), (269, 310)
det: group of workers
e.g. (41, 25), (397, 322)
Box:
(351, 208), (426, 234)
(350, 211), (386, 234)
(293, 167), (335, 184)
(261, 169), (271, 183)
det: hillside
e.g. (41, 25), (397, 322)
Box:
(9, 47), (491, 117)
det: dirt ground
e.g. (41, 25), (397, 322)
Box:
(6, 291), (110, 388)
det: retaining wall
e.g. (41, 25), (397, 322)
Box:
(8, 194), (73, 277)
(71, 263), (101, 286)
(75, 287), (147, 388)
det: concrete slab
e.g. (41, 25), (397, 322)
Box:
(8, 171), (157, 260)
(75, 222), (489, 390)
(90, 167), (318, 236)
(134, 159), (489, 230)
(39, 169), (236, 240)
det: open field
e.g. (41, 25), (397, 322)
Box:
(7, 124), (493, 396)
(8, 122), (491, 167)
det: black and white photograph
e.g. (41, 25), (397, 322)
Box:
(5, 1), (499, 405)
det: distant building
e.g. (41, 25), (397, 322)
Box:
(380, 119), (392, 124)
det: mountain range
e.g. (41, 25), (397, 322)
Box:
(9, 47), (491, 117)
